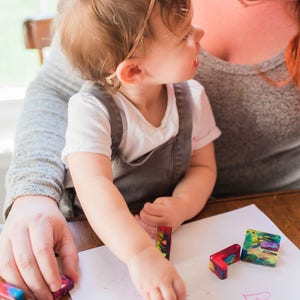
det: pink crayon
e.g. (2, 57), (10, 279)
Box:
(52, 275), (74, 300)
(0, 281), (24, 300)
(209, 243), (241, 279)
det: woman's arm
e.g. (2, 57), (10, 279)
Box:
(0, 36), (83, 300)
(4, 35), (84, 217)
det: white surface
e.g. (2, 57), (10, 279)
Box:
(0, 99), (23, 222)
(70, 205), (300, 300)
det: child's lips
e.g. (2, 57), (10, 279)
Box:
(193, 57), (199, 68)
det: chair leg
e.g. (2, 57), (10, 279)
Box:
(38, 49), (44, 65)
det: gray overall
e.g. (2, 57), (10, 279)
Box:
(61, 82), (193, 218)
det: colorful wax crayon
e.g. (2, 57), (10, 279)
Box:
(155, 226), (172, 260)
(0, 281), (24, 300)
(52, 274), (74, 300)
(241, 229), (281, 267)
(209, 243), (241, 279)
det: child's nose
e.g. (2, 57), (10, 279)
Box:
(193, 25), (205, 42)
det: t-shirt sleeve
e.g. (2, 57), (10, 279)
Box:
(188, 79), (221, 150)
(61, 92), (112, 165)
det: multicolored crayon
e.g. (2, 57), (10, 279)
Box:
(155, 226), (172, 260)
(52, 274), (74, 300)
(241, 229), (281, 267)
(209, 243), (241, 279)
(0, 281), (24, 300)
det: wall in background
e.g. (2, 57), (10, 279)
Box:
(0, 0), (57, 90)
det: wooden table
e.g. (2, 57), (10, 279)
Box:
(69, 189), (300, 251)
(1, 190), (299, 300)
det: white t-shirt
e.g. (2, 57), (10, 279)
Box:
(62, 79), (221, 164)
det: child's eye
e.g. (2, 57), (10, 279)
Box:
(182, 29), (193, 41)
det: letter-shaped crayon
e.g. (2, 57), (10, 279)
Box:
(209, 243), (241, 279)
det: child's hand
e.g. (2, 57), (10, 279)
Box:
(127, 246), (186, 300)
(135, 197), (184, 238)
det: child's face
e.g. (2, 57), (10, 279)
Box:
(137, 5), (204, 84)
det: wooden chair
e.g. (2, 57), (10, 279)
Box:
(23, 16), (54, 64)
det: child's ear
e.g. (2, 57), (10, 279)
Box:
(116, 59), (144, 84)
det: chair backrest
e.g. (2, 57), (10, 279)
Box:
(23, 16), (54, 64)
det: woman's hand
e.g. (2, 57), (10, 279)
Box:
(0, 195), (78, 300)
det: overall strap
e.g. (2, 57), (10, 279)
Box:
(62, 83), (123, 217)
(173, 81), (193, 120)
(82, 83), (123, 158)
(172, 81), (193, 184)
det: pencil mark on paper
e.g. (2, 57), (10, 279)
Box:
(243, 291), (271, 300)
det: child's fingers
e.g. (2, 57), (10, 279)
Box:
(173, 277), (187, 300)
(143, 202), (164, 215)
(148, 287), (164, 300)
(134, 215), (157, 238)
(139, 209), (164, 227)
(160, 285), (177, 300)
(158, 276), (186, 300)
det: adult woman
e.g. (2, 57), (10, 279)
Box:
(0, 0), (299, 299)
(193, 0), (300, 196)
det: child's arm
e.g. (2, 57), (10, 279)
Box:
(136, 142), (216, 237)
(67, 152), (186, 300)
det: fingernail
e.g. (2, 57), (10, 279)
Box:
(50, 282), (60, 292)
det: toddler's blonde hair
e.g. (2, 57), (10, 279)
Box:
(56, 0), (191, 92)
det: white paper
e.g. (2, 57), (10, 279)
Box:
(70, 205), (300, 300)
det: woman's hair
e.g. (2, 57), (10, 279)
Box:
(240, 0), (300, 88)
(56, 0), (190, 92)
(285, 0), (300, 88)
